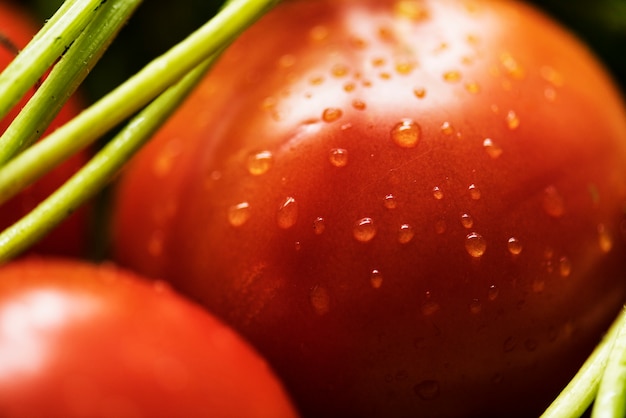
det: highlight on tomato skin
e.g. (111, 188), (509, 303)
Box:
(0, 1), (89, 258)
(0, 257), (299, 418)
(111, 0), (626, 416)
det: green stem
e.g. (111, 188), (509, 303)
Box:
(0, 0), (105, 151)
(592, 306), (626, 418)
(0, 0), (279, 206)
(0, 58), (215, 262)
(541, 309), (626, 418)
(0, 0), (142, 162)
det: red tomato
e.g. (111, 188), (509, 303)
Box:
(0, 1), (89, 257)
(112, 0), (626, 416)
(0, 257), (298, 418)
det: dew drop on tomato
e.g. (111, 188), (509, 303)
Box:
(505, 110), (520, 130)
(313, 217), (326, 235)
(329, 148), (348, 167)
(468, 183), (481, 200)
(398, 223), (415, 244)
(322, 107), (343, 122)
(465, 232), (487, 257)
(543, 186), (566, 218)
(597, 223), (613, 253)
(370, 269), (383, 289)
(383, 193), (398, 209)
(391, 119), (421, 148)
(247, 150), (274, 175)
(414, 380), (441, 400)
(483, 138), (503, 159)
(413, 87), (427, 98)
(488, 284), (500, 301)
(559, 256), (572, 277)
(460, 213), (474, 229)
(277, 197), (298, 229)
(353, 218), (377, 242)
(310, 285), (330, 315)
(469, 298), (482, 314)
(507, 237), (523, 255)
(432, 186), (444, 200)
(227, 202), (251, 227)
(443, 70), (461, 83)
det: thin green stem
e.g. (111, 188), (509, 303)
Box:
(0, 0), (142, 161)
(592, 306), (626, 418)
(0, 0), (105, 148)
(541, 309), (626, 418)
(0, 0), (279, 206)
(0, 58), (215, 262)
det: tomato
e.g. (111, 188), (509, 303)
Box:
(111, 0), (626, 416)
(0, 1), (89, 257)
(0, 257), (298, 418)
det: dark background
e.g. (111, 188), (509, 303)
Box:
(17, 0), (626, 103)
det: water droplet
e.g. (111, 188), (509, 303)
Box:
(277, 197), (298, 229)
(394, 1), (429, 21)
(543, 186), (565, 218)
(278, 54), (296, 68)
(544, 88), (557, 102)
(488, 284), (499, 301)
(294, 241), (302, 251)
(313, 217), (326, 235)
(468, 184), (481, 200)
(540, 66), (564, 86)
(391, 119), (421, 148)
(395, 60), (416, 75)
(398, 224), (415, 244)
(432, 186), (444, 200)
(413, 87), (426, 98)
(322, 108), (343, 122)
(440, 121), (454, 135)
(434, 220), (447, 234)
(352, 99), (366, 110)
(384, 194), (398, 209)
(443, 70), (461, 82)
(500, 52), (525, 79)
(465, 232), (486, 258)
(379, 72), (392, 80)
(460, 213), (474, 229)
(598, 224), (613, 253)
(247, 150), (274, 175)
(465, 81), (480, 94)
(469, 298), (482, 314)
(559, 256), (572, 277)
(505, 110), (520, 130)
(310, 76), (324, 85)
(329, 148), (348, 167)
(414, 380), (440, 400)
(524, 339), (538, 352)
(483, 138), (503, 159)
(228, 202), (251, 227)
(370, 269), (383, 289)
(353, 218), (377, 242)
(503, 336), (516, 352)
(310, 286), (330, 315)
(421, 294), (440, 316)
(331, 63), (349, 77)
(507, 237), (523, 255)
(343, 82), (356, 92)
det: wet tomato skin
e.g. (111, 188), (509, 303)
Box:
(0, 2), (88, 257)
(0, 257), (298, 418)
(112, 0), (626, 416)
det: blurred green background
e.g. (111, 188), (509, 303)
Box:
(18, 0), (626, 102)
